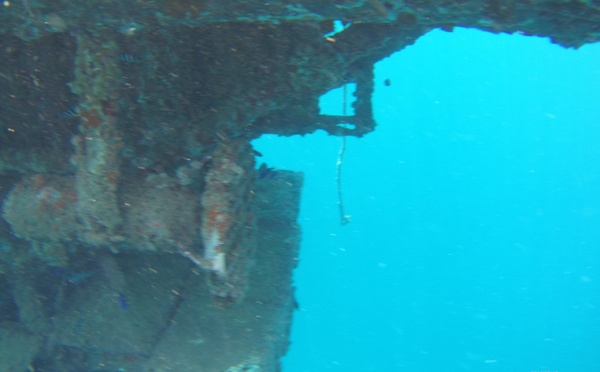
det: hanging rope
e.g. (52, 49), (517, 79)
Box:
(337, 84), (351, 225)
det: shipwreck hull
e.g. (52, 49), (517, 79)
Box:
(0, 0), (599, 370)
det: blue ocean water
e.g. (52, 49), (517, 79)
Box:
(253, 28), (600, 371)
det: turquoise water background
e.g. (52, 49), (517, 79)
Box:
(254, 28), (600, 371)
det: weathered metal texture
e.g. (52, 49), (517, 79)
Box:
(2, 141), (258, 305)
(0, 22), (390, 174)
(1, 0), (599, 47)
(1, 172), (200, 259)
(200, 140), (257, 304)
(69, 33), (125, 247)
(0, 1), (599, 371)
(0, 169), (302, 371)
(2, 174), (78, 266)
(0, 33), (76, 174)
(1, 2), (598, 162)
(174, 139), (258, 303)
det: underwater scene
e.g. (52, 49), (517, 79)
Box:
(0, 1), (599, 371)
(256, 28), (600, 372)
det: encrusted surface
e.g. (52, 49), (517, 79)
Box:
(2, 1), (599, 167)
(1, 1), (599, 47)
(0, 169), (302, 371)
(200, 140), (257, 303)
(0, 1), (598, 370)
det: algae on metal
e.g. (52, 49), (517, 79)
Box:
(0, 0), (599, 371)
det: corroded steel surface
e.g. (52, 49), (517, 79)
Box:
(1, 1), (599, 47)
(0, 1), (599, 370)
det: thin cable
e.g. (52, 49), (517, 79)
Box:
(337, 84), (351, 225)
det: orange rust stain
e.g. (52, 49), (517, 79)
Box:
(205, 208), (232, 237)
